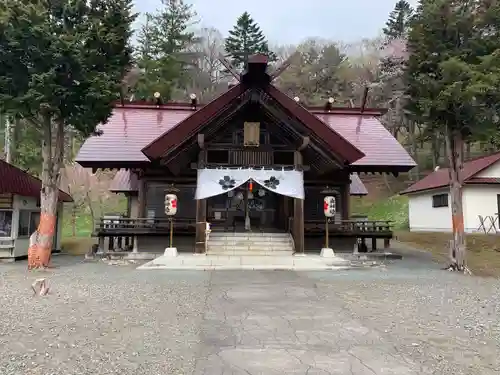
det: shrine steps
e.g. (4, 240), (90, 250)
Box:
(206, 232), (294, 256)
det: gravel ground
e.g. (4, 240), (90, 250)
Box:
(0, 254), (499, 375)
(0, 257), (210, 375)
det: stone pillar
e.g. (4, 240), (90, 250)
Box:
(132, 237), (138, 253)
(98, 236), (104, 252)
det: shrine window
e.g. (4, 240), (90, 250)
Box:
(0, 210), (13, 238)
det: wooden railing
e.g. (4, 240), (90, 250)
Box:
(303, 219), (393, 238)
(93, 217), (197, 236)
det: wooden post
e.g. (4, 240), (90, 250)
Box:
(294, 150), (305, 253)
(342, 181), (350, 220)
(195, 200), (207, 253)
(169, 218), (174, 248)
(137, 177), (146, 218)
(325, 218), (329, 248)
(195, 148), (207, 253)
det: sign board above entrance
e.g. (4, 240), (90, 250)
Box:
(243, 122), (260, 147)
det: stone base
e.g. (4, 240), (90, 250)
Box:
(138, 254), (351, 271)
(293, 252), (306, 257)
(163, 247), (178, 257)
(320, 248), (335, 258)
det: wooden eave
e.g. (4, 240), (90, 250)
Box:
(141, 83), (366, 165)
(142, 84), (247, 160)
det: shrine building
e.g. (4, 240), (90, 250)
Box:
(75, 54), (415, 257)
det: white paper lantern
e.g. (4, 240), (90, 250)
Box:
(258, 189), (265, 197)
(323, 196), (336, 217)
(164, 194), (178, 216)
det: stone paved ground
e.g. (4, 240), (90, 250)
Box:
(0, 254), (499, 375)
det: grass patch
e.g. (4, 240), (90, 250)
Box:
(62, 213), (94, 238)
(396, 231), (500, 277)
(61, 237), (97, 256)
(351, 195), (409, 229)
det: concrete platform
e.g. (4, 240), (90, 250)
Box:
(137, 254), (351, 271)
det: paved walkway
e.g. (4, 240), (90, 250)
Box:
(0, 255), (498, 375)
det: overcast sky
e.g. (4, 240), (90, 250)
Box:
(132, 0), (419, 45)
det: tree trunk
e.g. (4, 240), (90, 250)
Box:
(28, 118), (64, 269)
(431, 134), (441, 169)
(444, 127), (466, 270)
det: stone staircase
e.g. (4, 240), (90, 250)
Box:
(207, 232), (294, 256)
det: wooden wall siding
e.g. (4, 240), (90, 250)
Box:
(146, 183), (196, 219)
(304, 187), (342, 224)
(230, 150), (273, 165)
(0, 193), (13, 209)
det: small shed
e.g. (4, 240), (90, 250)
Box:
(0, 160), (73, 260)
(400, 152), (500, 233)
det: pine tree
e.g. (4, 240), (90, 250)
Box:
(135, 0), (199, 100)
(225, 12), (277, 70)
(405, 0), (500, 272)
(383, 0), (413, 39)
(0, 0), (136, 268)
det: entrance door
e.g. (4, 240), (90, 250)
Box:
(207, 183), (280, 232)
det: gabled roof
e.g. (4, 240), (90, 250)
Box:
(0, 160), (73, 202)
(76, 105), (415, 172)
(400, 151), (500, 195)
(141, 83), (365, 164)
(109, 169), (368, 196)
(76, 53), (413, 172)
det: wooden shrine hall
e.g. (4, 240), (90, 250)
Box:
(75, 54), (415, 256)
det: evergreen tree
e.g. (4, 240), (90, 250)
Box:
(225, 12), (277, 70)
(405, 0), (500, 271)
(0, 0), (136, 268)
(135, 0), (199, 101)
(383, 0), (413, 39)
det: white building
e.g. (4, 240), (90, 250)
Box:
(0, 160), (72, 261)
(400, 152), (500, 233)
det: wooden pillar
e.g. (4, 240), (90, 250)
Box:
(342, 181), (350, 220)
(136, 173), (146, 253)
(195, 145), (207, 253)
(293, 151), (305, 253)
(137, 177), (146, 218)
(195, 199), (207, 253)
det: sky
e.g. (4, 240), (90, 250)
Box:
(132, 0), (420, 45)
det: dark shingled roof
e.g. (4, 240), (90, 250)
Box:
(0, 160), (73, 202)
(400, 151), (500, 195)
(109, 169), (368, 196)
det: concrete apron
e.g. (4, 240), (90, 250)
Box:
(137, 252), (353, 271)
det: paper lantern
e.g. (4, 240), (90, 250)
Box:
(164, 194), (178, 216)
(323, 196), (336, 217)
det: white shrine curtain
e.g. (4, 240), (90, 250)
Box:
(195, 168), (304, 200)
